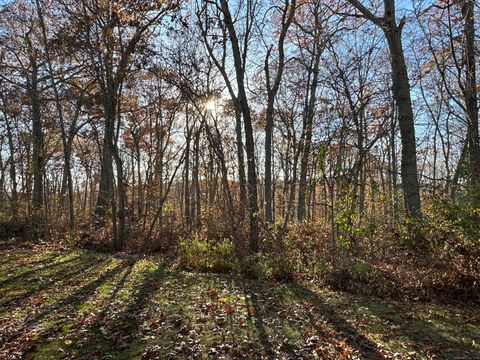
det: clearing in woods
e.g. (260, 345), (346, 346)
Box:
(0, 244), (479, 359)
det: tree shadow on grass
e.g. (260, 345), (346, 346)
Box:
(288, 284), (384, 358)
(77, 262), (166, 357)
(355, 298), (480, 359)
(289, 284), (480, 359)
(0, 250), (64, 271)
(1, 257), (129, 353)
(0, 254), (80, 287)
(107, 261), (136, 300)
(0, 255), (99, 308)
(241, 283), (275, 357)
(236, 279), (385, 359)
(0, 251), (27, 266)
(73, 261), (136, 326)
(30, 260), (129, 323)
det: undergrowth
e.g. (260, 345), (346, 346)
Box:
(171, 199), (480, 304)
(3, 199), (479, 305)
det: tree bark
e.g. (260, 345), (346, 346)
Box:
(95, 95), (115, 222)
(264, 0), (296, 224)
(461, 0), (480, 192)
(298, 46), (321, 221)
(28, 56), (44, 220)
(234, 110), (247, 212)
(348, 0), (422, 218)
(385, 27), (422, 217)
(4, 113), (18, 219)
(35, 0), (75, 230)
(220, 0), (259, 252)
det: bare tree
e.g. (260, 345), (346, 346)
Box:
(347, 0), (422, 217)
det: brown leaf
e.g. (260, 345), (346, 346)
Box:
(31, 297), (44, 307)
(206, 288), (218, 297)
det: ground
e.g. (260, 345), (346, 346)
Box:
(0, 243), (479, 359)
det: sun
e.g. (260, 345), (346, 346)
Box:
(204, 99), (216, 111)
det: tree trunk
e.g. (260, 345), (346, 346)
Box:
(5, 117), (18, 219)
(265, 1), (295, 224)
(234, 110), (247, 212)
(184, 109), (192, 226)
(35, 0), (75, 230)
(193, 128), (201, 225)
(220, 0), (259, 252)
(298, 48), (321, 221)
(348, 0), (422, 218)
(264, 96), (274, 224)
(385, 23), (422, 218)
(111, 144), (127, 251)
(95, 95), (115, 223)
(29, 57), (44, 222)
(461, 0), (480, 192)
(136, 139), (144, 216)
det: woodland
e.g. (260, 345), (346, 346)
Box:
(0, 0), (479, 358)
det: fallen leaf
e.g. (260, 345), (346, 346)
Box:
(206, 289), (218, 297)
(32, 298), (44, 307)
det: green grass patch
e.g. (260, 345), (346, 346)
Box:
(0, 245), (478, 359)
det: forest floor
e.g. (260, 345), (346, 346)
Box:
(0, 243), (479, 360)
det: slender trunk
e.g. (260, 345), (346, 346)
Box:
(25, 141), (32, 218)
(461, 0), (480, 192)
(390, 104), (398, 214)
(242, 90), (259, 252)
(288, 145), (300, 221)
(155, 91), (165, 228)
(264, 96), (274, 224)
(385, 25), (422, 218)
(264, 1), (296, 224)
(95, 94), (115, 223)
(111, 144), (127, 251)
(135, 136), (144, 216)
(194, 129), (201, 225)
(60, 145), (75, 228)
(184, 111), (191, 226)
(298, 49), (321, 221)
(35, 0), (74, 230)
(0, 149), (5, 216)
(220, 0), (259, 252)
(5, 118), (18, 218)
(29, 58), (44, 221)
(234, 110), (247, 212)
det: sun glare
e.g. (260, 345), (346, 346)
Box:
(204, 99), (216, 111)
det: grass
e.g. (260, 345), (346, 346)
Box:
(0, 244), (479, 359)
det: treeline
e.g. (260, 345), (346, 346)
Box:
(0, 0), (479, 256)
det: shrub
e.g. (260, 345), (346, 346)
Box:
(392, 198), (480, 251)
(178, 235), (235, 273)
(237, 254), (261, 279)
(237, 253), (294, 281)
(325, 260), (399, 298)
(282, 222), (330, 277)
